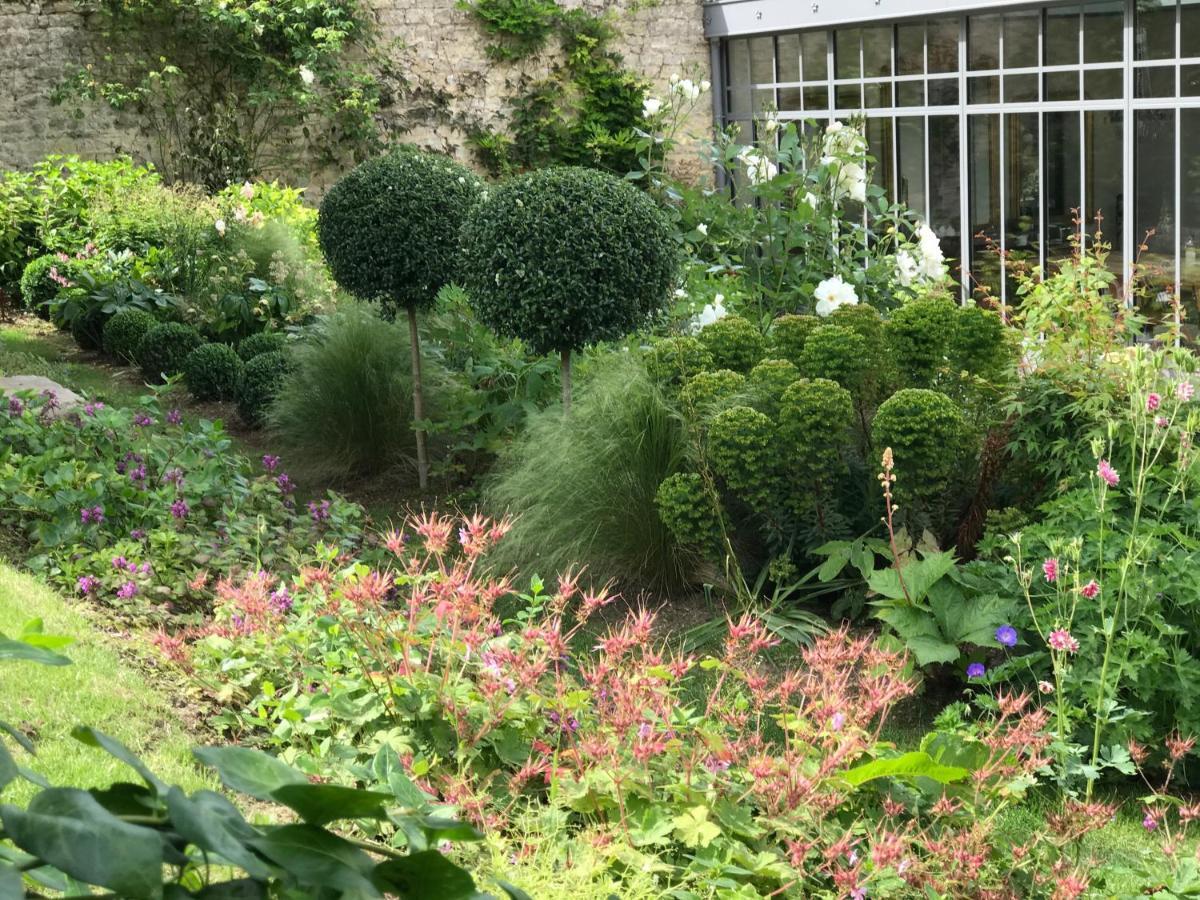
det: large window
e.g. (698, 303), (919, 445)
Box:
(720, 0), (1200, 329)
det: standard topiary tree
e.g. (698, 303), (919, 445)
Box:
(317, 146), (484, 489)
(459, 166), (678, 412)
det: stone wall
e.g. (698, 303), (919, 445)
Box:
(0, 0), (713, 187)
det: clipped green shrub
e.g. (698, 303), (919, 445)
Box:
(707, 405), (778, 509)
(885, 296), (958, 387)
(871, 388), (966, 503)
(137, 322), (204, 383)
(67, 292), (108, 351)
(237, 350), (292, 428)
(768, 314), (819, 366)
(679, 369), (746, 416)
(951, 303), (1009, 378)
(183, 342), (244, 401)
(697, 315), (767, 373)
(459, 166), (678, 406)
(645, 335), (713, 386)
(103, 309), (157, 363)
(18, 254), (69, 316)
(798, 324), (869, 393)
(747, 358), (800, 417)
(655, 472), (721, 549)
(828, 303), (885, 356)
(236, 331), (287, 361)
(778, 378), (855, 491)
(485, 354), (693, 591)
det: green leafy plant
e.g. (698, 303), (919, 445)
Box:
(697, 315), (767, 373)
(182, 342), (244, 402)
(460, 0), (560, 61)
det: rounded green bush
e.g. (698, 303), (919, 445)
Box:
(778, 378), (854, 489)
(459, 166), (678, 355)
(103, 309), (158, 363)
(798, 324), (869, 393)
(137, 322), (204, 384)
(885, 296), (958, 387)
(747, 358), (801, 417)
(237, 350), (292, 428)
(679, 369), (746, 416)
(707, 405), (778, 509)
(871, 388), (966, 502)
(183, 342), (245, 402)
(698, 315), (767, 373)
(829, 303), (885, 357)
(236, 331), (287, 362)
(69, 299), (108, 352)
(19, 254), (69, 316)
(645, 336), (713, 386)
(655, 472), (722, 549)
(318, 146), (484, 311)
(951, 304), (1009, 377)
(768, 314), (820, 367)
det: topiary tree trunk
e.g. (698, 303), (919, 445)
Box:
(560, 349), (572, 414)
(406, 305), (429, 490)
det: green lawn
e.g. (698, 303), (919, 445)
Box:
(0, 564), (209, 801)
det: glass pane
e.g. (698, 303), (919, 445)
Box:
(1005, 73), (1038, 102)
(969, 14), (1001, 70)
(1045, 5), (1080, 65)
(1005, 112), (1040, 295)
(1044, 111), (1082, 265)
(866, 117), (895, 197)
(928, 78), (959, 105)
(864, 81), (891, 109)
(929, 115), (962, 277)
(804, 85), (830, 110)
(897, 23), (925, 75)
(1137, 0), (1177, 61)
(1086, 67), (1124, 99)
(727, 40), (752, 118)
(753, 88), (776, 114)
(778, 87), (802, 111)
(1134, 109), (1177, 305)
(863, 26), (892, 78)
(1045, 70), (1081, 100)
(1182, 109), (1200, 337)
(969, 75), (1000, 104)
(1085, 109), (1124, 272)
(898, 116), (926, 216)
(835, 28), (861, 79)
(928, 17), (959, 73)
(1186, 0), (1200, 55)
(777, 34), (801, 83)
(836, 83), (862, 109)
(1135, 66), (1176, 97)
(1185, 64), (1200, 94)
(1084, 1), (1124, 63)
(1004, 12), (1039, 69)
(896, 80), (924, 106)
(969, 114), (1002, 298)
(802, 31), (829, 82)
(750, 36), (775, 83)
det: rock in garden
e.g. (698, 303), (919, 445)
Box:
(0, 376), (84, 419)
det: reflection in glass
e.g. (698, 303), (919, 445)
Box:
(1134, 108), (1177, 306)
(778, 87), (802, 112)
(864, 81), (890, 109)
(750, 36), (775, 83)
(969, 115), (1002, 298)
(1186, 0), (1200, 52)
(836, 83), (862, 110)
(898, 116), (926, 216)
(802, 31), (829, 81)
(1045, 70), (1080, 100)
(969, 15), (1001, 70)
(1182, 109), (1200, 336)
(1137, 0), (1177, 61)
(777, 34), (801, 82)
(1005, 73), (1038, 102)
(928, 78), (959, 105)
(1135, 66), (1176, 97)
(1186, 65), (1200, 95)
(1005, 113), (1040, 297)
(896, 80), (924, 106)
(804, 85), (830, 111)
(1004, 12), (1039, 68)
(863, 26), (892, 77)
(727, 40), (751, 118)
(1085, 110), (1124, 275)
(866, 117), (895, 197)
(1044, 5), (1080, 65)
(836, 28), (861, 79)
(1085, 68), (1123, 99)
(929, 115), (962, 277)
(897, 23), (924, 75)
(928, 17), (959, 72)
(1044, 111), (1082, 266)
(1084, 1), (1123, 63)
(969, 76), (1000, 104)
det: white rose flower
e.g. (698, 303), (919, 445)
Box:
(214, 219), (226, 237)
(696, 223), (708, 236)
(916, 222), (946, 279)
(674, 78), (701, 101)
(687, 294), (729, 334)
(700, 79), (711, 93)
(895, 249), (919, 287)
(802, 191), (819, 210)
(763, 112), (780, 135)
(299, 66), (315, 86)
(737, 148), (777, 186)
(240, 182), (255, 201)
(643, 96), (663, 118)
(813, 276), (859, 317)
(674, 288), (688, 299)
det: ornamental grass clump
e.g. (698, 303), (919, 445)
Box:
(459, 166), (678, 411)
(318, 146), (483, 489)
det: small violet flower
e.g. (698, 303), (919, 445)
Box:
(77, 575), (99, 594)
(308, 499), (331, 523)
(1143, 811), (1159, 831)
(170, 499), (190, 520)
(966, 662), (986, 679)
(276, 473), (295, 495)
(1155, 415), (1170, 428)
(1178, 381), (1195, 403)
(7, 396), (24, 417)
(133, 412), (154, 428)
(262, 455), (280, 473)
(995, 624), (1018, 648)
(84, 401), (105, 417)
(269, 587), (293, 614)
(166, 408), (182, 425)
(1097, 458), (1119, 487)
(116, 581), (138, 600)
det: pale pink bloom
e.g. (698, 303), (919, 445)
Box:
(1097, 459), (1119, 487)
(1038, 680), (1055, 695)
(1178, 381), (1195, 403)
(1155, 415), (1170, 428)
(1048, 629), (1080, 653)
(1080, 580), (1100, 599)
(1042, 557), (1060, 583)
(1147, 393), (1161, 411)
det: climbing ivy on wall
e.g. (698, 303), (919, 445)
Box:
(460, 0), (652, 176)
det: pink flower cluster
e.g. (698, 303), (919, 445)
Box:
(1047, 629), (1079, 654)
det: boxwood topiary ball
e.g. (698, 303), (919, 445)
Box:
(237, 331), (287, 362)
(137, 322), (204, 384)
(237, 350), (292, 428)
(103, 309), (157, 363)
(459, 166), (678, 356)
(317, 146), (484, 311)
(183, 342), (245, 402)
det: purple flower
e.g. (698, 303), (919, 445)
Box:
(831, 711), (847, 731)
(1144, 812), (1159, 831)
(116, 581), (138, 600)
(276, 473), (295, 494)
(131, 529), (146, 541)
(111, 555), (128, 571)
(133, 412), (154, 427)
(81, 507), (94, 524)
(8, 396), (24, 417)
(308, 499), (331, 523)
(40, 390), (59, 413)
(90, 505), (105, 524)
(83, 401), (105, 417)
(966, 662), (986, 679)
(995, 625), (1018, 648)
(138, 562), (152, 575)
(170, 499), (190, 520)
(161, 468), (185, 487)
(77, 575), (99, 594)
(166, 408), (182, 425)
(262, 455), (280, 473)
(269, 587), (293, 614)
(129, 464), (148, 486)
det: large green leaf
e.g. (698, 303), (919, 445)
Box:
(369, 745), (431, 811)
(0, 638), (70, 666)
(0, 789), (164, 899)
(72, 727), (166, 793)
(270, 783), (392, 826)
(251, 824), (379, 898)
(165, 788), (271, 879)
(930, 585), (1014, 647)
(0, 741), (16, 794)
(374, 850), (478, 899)
(842, 751), (970, 788)
(867, 551), (957, 604)
(193, 746), (305, 801)
(0, 864), (22, 900)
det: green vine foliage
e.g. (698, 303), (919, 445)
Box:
(458, 0), (560, 61)
(56, 1), (385, 189)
